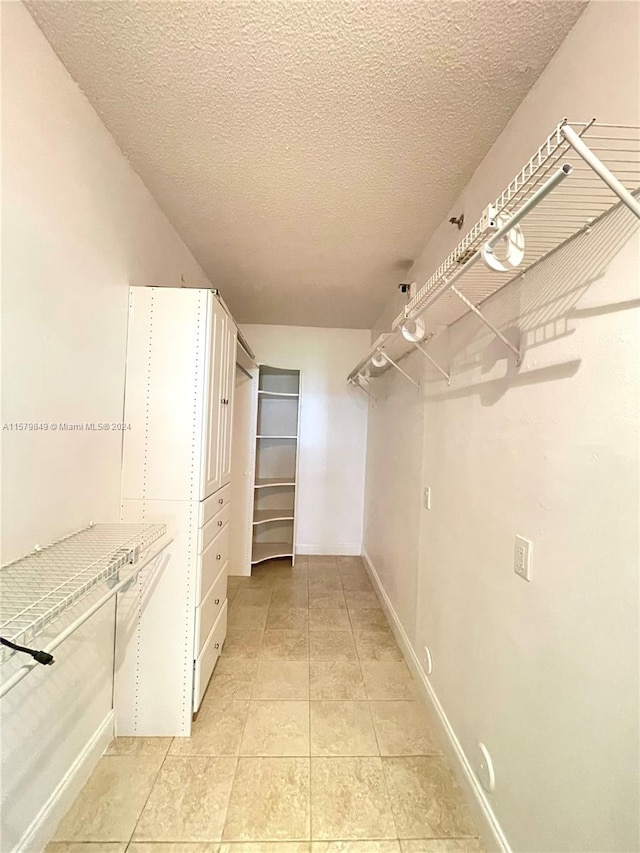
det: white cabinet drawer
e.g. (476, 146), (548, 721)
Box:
(193, 601), (227, 713)
(199, 502), (231, 553)
(200, 483), (231, 527)
(195, 569), (227, 655)
(197, 523), (229, 602)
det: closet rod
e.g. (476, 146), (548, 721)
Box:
(561, 124), (640, 219)
(407, 164), (572, 323)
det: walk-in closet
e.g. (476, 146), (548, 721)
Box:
(2, 2), (639, 852)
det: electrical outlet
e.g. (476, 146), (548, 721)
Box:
(423, 645), (433, 675)
(423, 487), (431, 510)
(514, 535), (533, 581)
(476, 742), (496, 793)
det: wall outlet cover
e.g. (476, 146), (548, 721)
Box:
(423, 644), (433, 675)
(514, 534), (533, 581)
(476, 741), (496, 793)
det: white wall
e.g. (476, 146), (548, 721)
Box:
(363, 3), (640, 852)
(241, 325), (369, 555)
(0, 4), (212, 849)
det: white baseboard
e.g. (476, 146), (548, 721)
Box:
(15, 710), (115, 853)
(361, 549), (511, 853)
(297, 543), (361, 556)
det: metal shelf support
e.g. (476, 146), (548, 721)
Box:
(374, 350), (420, 389)
(450, 286), (521, 365)
(411, 342), (451, 384)
(350, 376), (373, 398)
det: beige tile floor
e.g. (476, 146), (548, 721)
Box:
(47, 556), (483, 853)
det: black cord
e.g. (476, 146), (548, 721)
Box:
(0, 637), (55, 665)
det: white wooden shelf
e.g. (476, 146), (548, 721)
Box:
(256, 435), (297, 439)
(251, 542), (294, 564)
(252, 364), (301, 568)
(253, 510), (295, 526)
(348, 119), (640, 389)
(0, 523), (167, 664)
(254, 477), (296, 488)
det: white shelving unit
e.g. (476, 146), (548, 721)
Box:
(348, 119), (640, 390)
(120, 286), (238, 725)
(251, 365), (301, 567)
(229, 336), (259, 579)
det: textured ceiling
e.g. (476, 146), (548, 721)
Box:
(26, 0), (586, 328)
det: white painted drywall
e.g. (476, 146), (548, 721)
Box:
(241, 325), (370, 555)
(363, 3), (640, 852)
(0, 4), (212, 849)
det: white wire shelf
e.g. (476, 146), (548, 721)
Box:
(348, 119), (640, 388)
(0, 523), (166, 664)
(394, 120), (640, 333)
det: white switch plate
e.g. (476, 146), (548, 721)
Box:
(514, 535), (533, 581)
(423, 487), (431, 510)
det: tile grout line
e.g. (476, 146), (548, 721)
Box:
(126, 744), (171, 846)
(217, 754), (240, 845)
(344, 561), (400, 842)
(221, 559), (466, 846)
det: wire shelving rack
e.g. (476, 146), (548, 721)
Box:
(0, 523), (167, 664)
(348, 119), (640, 390)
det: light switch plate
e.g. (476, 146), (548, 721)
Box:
(423, 487), (431, 510)
(514, 535), (533, 581)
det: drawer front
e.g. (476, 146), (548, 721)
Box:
(200, 483), (231, 527)
(195, 568), (227, 655)
(199, 501), (231, 553)
(198, 523), (230, 601)
(193, 601), (227, 713)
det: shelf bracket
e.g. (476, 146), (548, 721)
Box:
(450, 286), (522, 365)
(350, 375), (373, 398)
(374, 350), (420, 389)
(561, 123), (640, 220)
(411, 342), (451, 384)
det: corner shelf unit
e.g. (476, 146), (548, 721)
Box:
(251, 365), (301, 566)
(348, 119), (640, 391)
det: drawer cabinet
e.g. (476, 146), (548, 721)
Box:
(198, 523), (230, 601)
(120, 286), (237, 729)
(200, 482), (231, 527)
(195, 567), (227, 654)
(193, 601), (227, 713)
(199, 501), (231, 553)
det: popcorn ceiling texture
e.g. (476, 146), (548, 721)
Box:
(26, 0), (585, 328)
